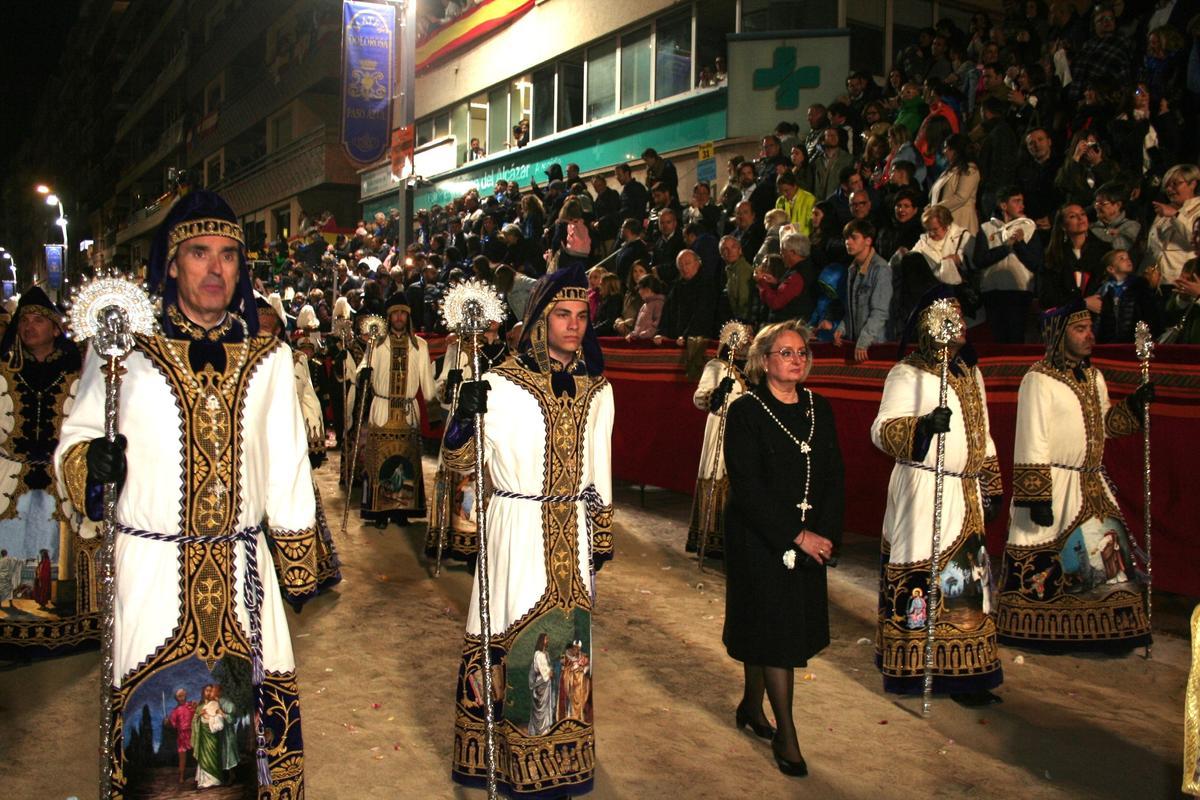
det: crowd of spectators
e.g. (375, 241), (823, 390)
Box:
(255, 2), (1200, 353)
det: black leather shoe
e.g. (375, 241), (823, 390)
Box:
(372, 518), (388, 530)
(735, 704), (775, 740)
(771, 739), (808, 777)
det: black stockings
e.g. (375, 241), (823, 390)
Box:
(742, 664), (801, 759)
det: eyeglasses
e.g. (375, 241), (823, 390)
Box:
(768, 348), (810, 361)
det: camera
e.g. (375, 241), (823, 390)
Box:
(1087, 142), (1101, 153)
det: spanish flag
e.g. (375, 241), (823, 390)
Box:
(415, 0), (535, 74)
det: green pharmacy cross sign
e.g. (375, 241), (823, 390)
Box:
(753, 46), (820, 110)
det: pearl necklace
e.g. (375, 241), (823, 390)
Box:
(162, 315), (251, 395)
(748, 388), (816, 522)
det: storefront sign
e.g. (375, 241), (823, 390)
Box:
(727, 31), (849, 138)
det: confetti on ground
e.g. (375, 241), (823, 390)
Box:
(802, 672), (814, 681)
(375, 574), (388, 582)
(878, 720), (888, 725)
(371, 703), (382, 709)
(1013, 655), (1025, 664)
(661, 566), (672, 570)
(315, 687), (327, 694)
(638, 589), (653, 595)
(856, 637), (871, 645)
(702, 615), (714, 620)
(296, 633), (310, 638)
(978, 719), (989, 725)
(325, 668), (334, 672)
(387, 716), (395, 721)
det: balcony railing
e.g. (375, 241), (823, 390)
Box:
(115, 37), (190, 143)
(206, 126), (358, 215)
(116, 117), (186, 193)
(187, 34), (339, 166)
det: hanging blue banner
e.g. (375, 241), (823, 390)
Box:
(341, 1), (395, 165)
(44, 244), (64, 289)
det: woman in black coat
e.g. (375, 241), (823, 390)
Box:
(722, 319), (844, 778)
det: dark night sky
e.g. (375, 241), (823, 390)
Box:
(0, 3), (84, 165)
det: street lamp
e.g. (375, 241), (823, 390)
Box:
(35, 185), (68, 290)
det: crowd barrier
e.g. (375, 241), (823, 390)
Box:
(421, 336), (1200, 596)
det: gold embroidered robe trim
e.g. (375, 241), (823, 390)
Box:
(133, 333), (278, 668)
(1013, 464), (1053, 503)
(492, 362), (607, 610)
(1104, 396), (1141, 438)
(269, 525), (319, 597)
(877, 416), (919, 461)
(980, 455), (1003, 497)
(0, 360), (77, 522)
(60, 441), (90, 512)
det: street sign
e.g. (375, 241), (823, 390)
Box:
(697, 141), (715, 161)
(696, 158), (717, 184)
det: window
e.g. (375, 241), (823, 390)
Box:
(204, 151), (224, 186)
(415, 118), (434, 147)
(509, 76), (532, 144)
(741, 0), (835, 32)
(269, 109), (293, 152)
(847, 0), (885, 77)
(586, 39), (617, 122)
(695, 0), (735, 86)
(620, 26), (651, 109)
(451, 101), (470, 164)
(655, 12), (692, 101)
(532, 67), (556, 140)
(273, 206), (291, 241)
(469, 94), (488, 154)
(558, 58), (584, 132)
(487, 87), (508, 154)
(204, 75), (225, 115)
(434, 113), (451, 139)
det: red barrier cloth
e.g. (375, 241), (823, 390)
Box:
(598, 338), (1200, 596)
(419, 334), (1199, 594)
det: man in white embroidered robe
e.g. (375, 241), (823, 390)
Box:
(350, 292), (434, 528)
(55, 190), (318, 799)
(871, 291), (1004, 705)
(996, 302), (1153, 651)
(443, 264), (614, 797)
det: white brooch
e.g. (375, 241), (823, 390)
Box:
(782, 550), (797, 570)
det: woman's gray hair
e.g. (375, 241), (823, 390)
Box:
(745, 319), (813, 384)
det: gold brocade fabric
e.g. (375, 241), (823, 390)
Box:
(1185, 604), (1200, 795)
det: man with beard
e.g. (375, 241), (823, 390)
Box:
(350, 292), (435, 529)
(995, 303), (1154, 652)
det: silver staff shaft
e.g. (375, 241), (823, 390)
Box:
(341, 340), (377, 537)
(1142, 355), (1152, 659)
(434, 338), (463, 577)
(469, 331), (499, 800)
(697, 359), (737, 572)
(922, 344), (951, 716)
(99, 352), (121, 799)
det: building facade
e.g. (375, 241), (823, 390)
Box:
(360, 0), (999, 220)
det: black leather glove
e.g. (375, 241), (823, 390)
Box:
(983, 494), (1002, 524)
(1127, 381), (1155, 417)
(86, 435), (127, 485)
(1028, 501), (1054, 527)
(916, 406), (952, 438)
(445, 369), (464, 401)
(708, 377), (735, 414)
(454, 380), (490, 422)
(356, 367), (373, 392)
